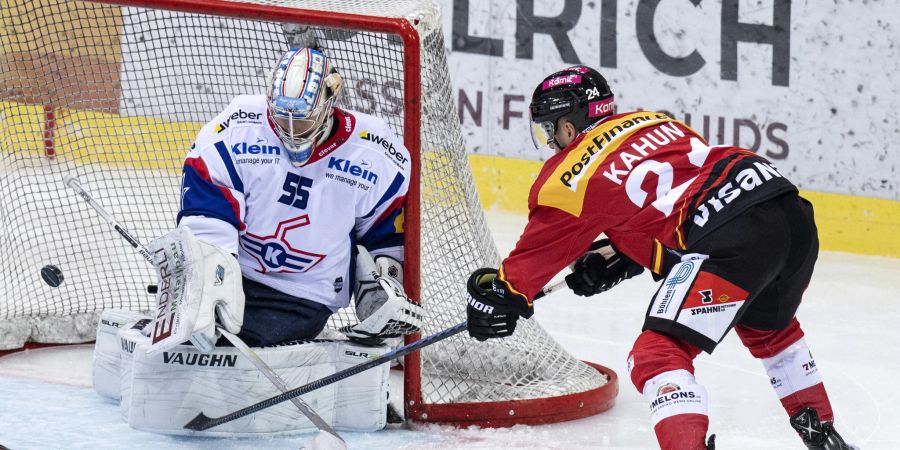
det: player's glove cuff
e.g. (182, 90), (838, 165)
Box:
(468, 268), (533, 318)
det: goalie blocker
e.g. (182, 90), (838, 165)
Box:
(92, 310), (390, 435)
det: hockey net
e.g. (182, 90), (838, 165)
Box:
(0, 0), (616, 425)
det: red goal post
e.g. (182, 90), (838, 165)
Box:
(0, 0), (617, 426)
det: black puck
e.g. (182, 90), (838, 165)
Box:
(41, 264), (64, 287)
(147, 284), (158, 294)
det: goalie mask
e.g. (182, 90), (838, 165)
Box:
(267, 48), (344, 166)
(529, 66), (615, 152)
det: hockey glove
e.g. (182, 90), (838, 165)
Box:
(343, 246), (424, 345)
(147, 227), (244, 354)
(466, 268), (533, 341)
(565, 239), (644, 297)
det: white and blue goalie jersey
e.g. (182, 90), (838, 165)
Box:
(178, 95), (410, 311)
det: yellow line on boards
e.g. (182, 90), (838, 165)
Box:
(4, 101), (897, 258)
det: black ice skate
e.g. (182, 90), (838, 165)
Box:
(789, 408), (857, 450)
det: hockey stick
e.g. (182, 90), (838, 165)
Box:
(184, 278), (568, 431)
(219, 328), (346, 449)
(63, 174), (155, 264)
(62, 174), (344, 444)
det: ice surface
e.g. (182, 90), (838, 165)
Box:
(1, 211), (898, 449)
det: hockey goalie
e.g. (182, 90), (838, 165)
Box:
(90, 47), (424, 436)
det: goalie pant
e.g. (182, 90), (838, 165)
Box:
(92, 310), (390, 436)
(628, 194), (835, 450)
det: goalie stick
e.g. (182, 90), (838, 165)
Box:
(219, 328), (346, 449)
(63, 175), (154, 264)
(183, 278), (568, 431)
(63, 174), (344, 445)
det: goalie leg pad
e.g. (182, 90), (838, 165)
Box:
(122, 339), (389, 436)
(92, 309), (152, 401)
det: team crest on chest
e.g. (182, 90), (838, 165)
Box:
(239, 215), (325, 273)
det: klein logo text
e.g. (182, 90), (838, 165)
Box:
(328, 157), (378, 184)
(231, 142), (282, 155)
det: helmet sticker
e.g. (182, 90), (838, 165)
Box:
(588, 96), (615, 118)
(542, 74), (581, 90)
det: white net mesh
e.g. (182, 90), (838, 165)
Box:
(0, 0), (608, 421)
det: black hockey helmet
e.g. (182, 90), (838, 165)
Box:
(529, 66), (615, 151)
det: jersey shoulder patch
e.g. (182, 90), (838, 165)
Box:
(192, 95), (267, 145)
(351, 113), (410, 171)
(210, 95), (267, 135)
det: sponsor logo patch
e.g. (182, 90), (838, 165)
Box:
(231, 140), (282, 156)
(588, 97), (615, 117)
(216, 109), (263, 133)
(327, 157), (378, 184)
(542, 74), (581, 90)
(692, 161), (786, 228)
(359, 130), (408, 167)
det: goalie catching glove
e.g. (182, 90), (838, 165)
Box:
(565, 239), (644, 297)
(466, 268), (533, 341)
(147, 227), (244, 354)
(341, 246), (424, 345)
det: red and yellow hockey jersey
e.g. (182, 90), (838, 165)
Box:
(498, 111), (797, 302)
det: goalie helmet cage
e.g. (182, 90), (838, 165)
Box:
(0, 0), (617, 426)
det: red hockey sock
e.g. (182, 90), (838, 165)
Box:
(655, 413), (710, 450)
(628, 330), (702, 392)
(629, 331), (708, 450)
(736, 319), (834, 422)
(780, 382), (833, 422)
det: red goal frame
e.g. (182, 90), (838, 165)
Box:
(83, 0), (617, 427)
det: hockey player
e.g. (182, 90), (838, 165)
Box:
(464, 66), (856, 450)
(166, 46), (422, 350)
(92, 47), (424, 436)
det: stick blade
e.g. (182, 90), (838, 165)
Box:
(183, 412), (216, 431)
